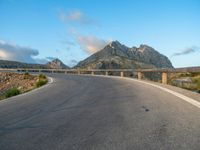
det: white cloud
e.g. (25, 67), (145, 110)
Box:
(69, 29), (109, 54)
(59, 10), (95, 25)
(0, 40), (39, 63)
(76, 35), (109, 53)
(58, 10), (108, 54)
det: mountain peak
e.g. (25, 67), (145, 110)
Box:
(46, 58), (70, 69)
(139, 44), (152, 49)
(107, 40), (128, 51)
(51, 58), (62, 63)
(108, 40), (121, 47)
(75, 40), (173, 69)
(138, 44), (156, 53)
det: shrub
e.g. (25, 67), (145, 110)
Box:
(36, 79), (48, 87)
(5, 87), (20, 98)
(24, 72), (30, 76)
(23, 72), (31, 79)
(39, 74), (46, 79)
(196, 79), (200, 91)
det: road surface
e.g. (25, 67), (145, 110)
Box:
(0, 74), (199, 150)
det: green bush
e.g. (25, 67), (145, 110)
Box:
(36, 79), (48, 87)
(24, 72), (30, 76)
(196, 79), (200, 91)
(23, 72), (31, 79)
(5, 87), (20, 98)
(39, 74), (46, 79)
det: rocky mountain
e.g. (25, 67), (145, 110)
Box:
(0, 60), (47, 69)
(0, 58), (70, 69)
(75, 41), (173, 69)
(46, 58), (70, 69)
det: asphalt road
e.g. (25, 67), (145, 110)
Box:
(0, 74), (199, 150)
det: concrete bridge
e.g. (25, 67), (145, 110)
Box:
(0, 66), (200, 150)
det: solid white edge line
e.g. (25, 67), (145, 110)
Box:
(126, 78), (200, 109)
(79, 74), (200, 109)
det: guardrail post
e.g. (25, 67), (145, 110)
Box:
(105, 71), (108, 76)
(91, 71), (94, 75)
(137, 72), (143, 80)
(120, 71), (124, 77)
(77, 70), (80, 75)
(65, 71), (67, 74)
(162, 72), (168, 84)
(170, 73), (175, 79)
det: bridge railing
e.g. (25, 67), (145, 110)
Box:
(0, 66), (200, 84)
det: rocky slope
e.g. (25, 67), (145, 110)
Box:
(0, 72), (38, 98)
(75, 41), (173, 69)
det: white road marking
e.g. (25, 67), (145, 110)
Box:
(126, 78), (200, 109)
(113, 76), (200, 109)
(82, 74), (200, 109)
(17, 77), (54, 96)
(48, 77), (53, 84)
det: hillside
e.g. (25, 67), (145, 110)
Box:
(0, 60), (47, 69)
(75, 41), (173, 69)
(0, 59), (70, 69)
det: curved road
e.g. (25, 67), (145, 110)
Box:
(0, 74), (199, 150)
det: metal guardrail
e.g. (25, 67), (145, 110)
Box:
(0, 66), (200, 84)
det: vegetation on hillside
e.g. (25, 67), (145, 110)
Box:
(5, 87), (21, 98)
(0, 73), (48, 100)
(169, 73), (200, 93)
(36, 74), (48, 87)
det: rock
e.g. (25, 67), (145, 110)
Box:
(75, 41), (173, 69)
(46, 58), (70, 69)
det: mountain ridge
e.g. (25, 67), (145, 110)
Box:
(75, 41), (173, 69)
(0, 41), (173, 69)
(0, 59), (70, 69)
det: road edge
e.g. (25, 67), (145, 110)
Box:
(80, 74), (200, 109)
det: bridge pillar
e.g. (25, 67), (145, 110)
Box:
(91, 71), (94, 75)
(120, 71), (124, 77)
(137, 72), (143, 80)
(162, 72), (168, 84)
(105, 71), (108, 76)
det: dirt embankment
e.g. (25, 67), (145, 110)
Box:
(0, 72), (43, 99)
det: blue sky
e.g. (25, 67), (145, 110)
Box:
(0, 0), (200, 67)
